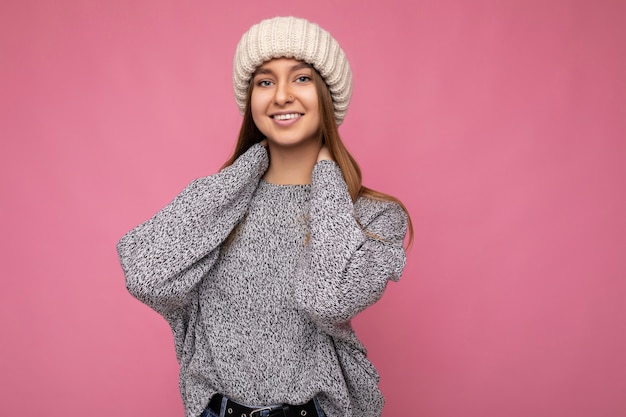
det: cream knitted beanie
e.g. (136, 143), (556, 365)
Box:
(233, 16), (353, 125)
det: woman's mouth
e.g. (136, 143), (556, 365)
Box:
(271, 113), (303, 120)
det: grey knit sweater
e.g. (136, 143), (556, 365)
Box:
(117, 144), (407, 417)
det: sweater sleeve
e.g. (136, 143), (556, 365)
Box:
(293, 160), (408, 331)
(117, 143), (269, 316)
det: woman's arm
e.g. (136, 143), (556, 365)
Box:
(117, 143), (269, 315)
(293, 160), (408, 331)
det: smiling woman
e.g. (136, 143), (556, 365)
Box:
(117, 16), (413, 417)
(250, 59), (321, 166)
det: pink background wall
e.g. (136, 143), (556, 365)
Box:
(1, 1), (624, 416)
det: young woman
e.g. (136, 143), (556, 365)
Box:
(117, 16), (413, 417)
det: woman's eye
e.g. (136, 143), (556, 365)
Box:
(257, 80), (273, 87)
(296, 76), (311, 83)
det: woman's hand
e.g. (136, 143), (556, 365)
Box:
(317, 145), (333, 162)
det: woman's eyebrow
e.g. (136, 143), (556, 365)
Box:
(253, 67), (273, 77)
(290, 62), (312, 71)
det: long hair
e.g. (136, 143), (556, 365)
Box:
(222, 67), (414, 248)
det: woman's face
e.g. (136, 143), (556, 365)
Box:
(251, 58), (321, 148)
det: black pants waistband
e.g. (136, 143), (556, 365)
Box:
(207, 393), (319, 417)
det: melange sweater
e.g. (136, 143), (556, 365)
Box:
(117, 143), (408, 417)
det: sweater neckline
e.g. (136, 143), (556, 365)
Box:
(255, 178), (311, 203)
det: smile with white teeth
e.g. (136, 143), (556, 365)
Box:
(272, 113), (302, 120)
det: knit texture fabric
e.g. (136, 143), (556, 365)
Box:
(233, 16), (353, 125)
(117, 144), (407, 417)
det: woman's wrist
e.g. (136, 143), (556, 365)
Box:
(316, 145), (333, 162)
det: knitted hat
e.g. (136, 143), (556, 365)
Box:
(233, 16), (353, 125)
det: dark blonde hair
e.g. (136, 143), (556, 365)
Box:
(223, 66), (414, 248)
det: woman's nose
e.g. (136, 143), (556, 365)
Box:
(274, 82), (294, 106)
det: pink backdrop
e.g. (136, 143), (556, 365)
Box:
(1, 1), (624, 416)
